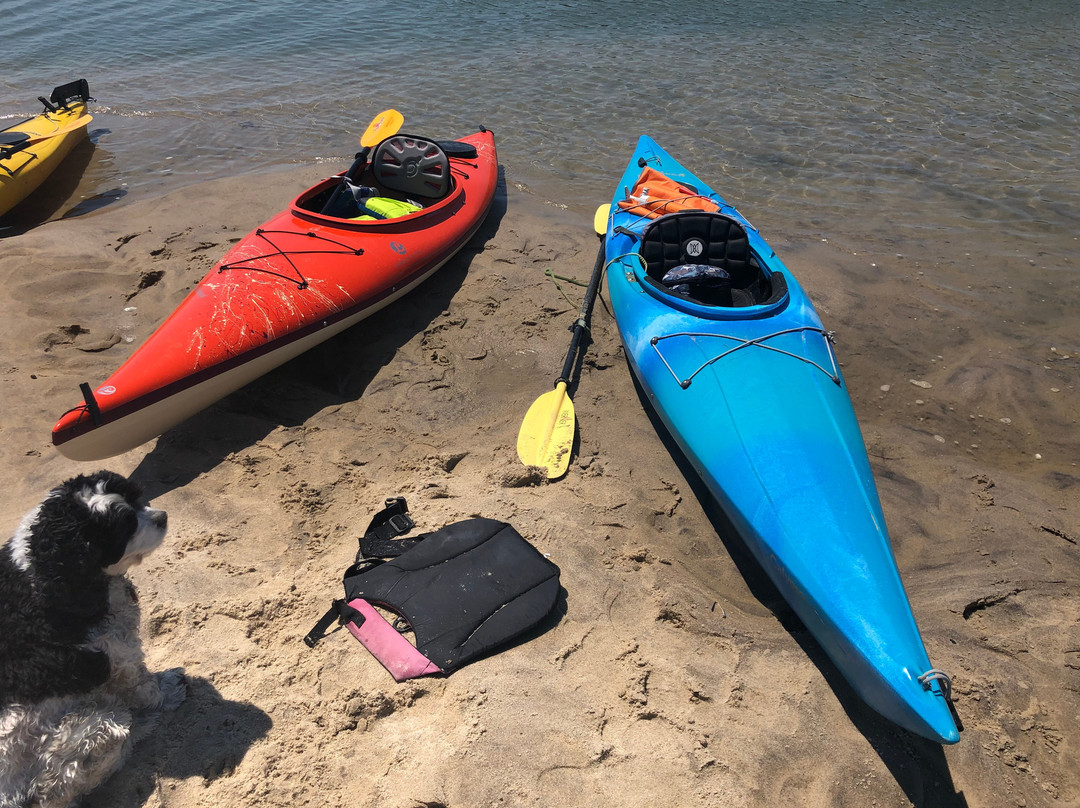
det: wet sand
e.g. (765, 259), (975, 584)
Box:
(1, 165), (1078, 808)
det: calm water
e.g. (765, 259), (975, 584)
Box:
(2, 0), (1078, 276)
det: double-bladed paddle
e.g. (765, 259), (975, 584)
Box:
(359, 108), (403, 148)
(320, 109), (404, 216)
(516, 204), (611, 479)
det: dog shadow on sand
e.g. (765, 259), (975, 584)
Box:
(82, 675), (272, 806)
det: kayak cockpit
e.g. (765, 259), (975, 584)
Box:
(293, 134), (471, 226)
(637, 211), (788, 309)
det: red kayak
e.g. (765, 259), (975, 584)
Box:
(53, 128), (498, 460)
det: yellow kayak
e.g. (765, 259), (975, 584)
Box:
(0, 80), (93, 218)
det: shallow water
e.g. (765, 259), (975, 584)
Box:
(2, 0), (1078, 292)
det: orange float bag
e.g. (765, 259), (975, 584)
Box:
(616, 166), (720, 219)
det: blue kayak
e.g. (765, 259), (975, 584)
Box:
(602, 135), (960, 744)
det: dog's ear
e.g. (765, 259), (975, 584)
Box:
(100, 469), (145, 504)
(80, 469), (145, 505)
(56, 471), (144, 568)
(88, 501), (140, 568)
(90, 472), (146, 567)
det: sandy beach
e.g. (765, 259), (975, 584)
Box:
(1, 165), (1078, 808)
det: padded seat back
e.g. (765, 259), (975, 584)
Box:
(51, 79), (91, 107)
(371, 134), (451, 200)
(640, 211), (753, 286)
(639, 211), (787, 307)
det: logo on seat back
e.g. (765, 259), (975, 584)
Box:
(684, 238), (705, 258)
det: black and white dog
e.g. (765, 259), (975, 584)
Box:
(0, 471), (186, 808)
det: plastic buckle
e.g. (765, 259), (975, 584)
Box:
(388, 513), (415, 535)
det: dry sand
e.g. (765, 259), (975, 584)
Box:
(1, 165), (1078, 808)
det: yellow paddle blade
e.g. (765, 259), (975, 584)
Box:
(593, 203), (611, 236)
(360, 109), (404, 147)
(23, 114), (93, 146)
(517, 381), (576, 479)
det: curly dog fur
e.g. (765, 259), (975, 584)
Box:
(0, 471), (186, 808)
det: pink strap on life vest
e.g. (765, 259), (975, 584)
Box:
(343, 598), (443, 682)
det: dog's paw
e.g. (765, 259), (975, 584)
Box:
(157, 667), (188, 711)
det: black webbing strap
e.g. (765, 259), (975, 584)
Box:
(357, 497), (422, 560)
(304, 599), (367, 647)
(305, 497), (422, 648)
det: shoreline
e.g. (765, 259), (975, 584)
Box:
(1, 166), (1077, 808)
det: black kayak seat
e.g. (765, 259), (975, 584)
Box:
(640, 211), (784, 307)
(50, 79), (92, 108)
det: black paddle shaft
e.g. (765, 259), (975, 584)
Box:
(556, 243), (606, 385)
(319, 149), (371, 216)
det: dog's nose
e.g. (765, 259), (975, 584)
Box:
(150, 509), (168, 529)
